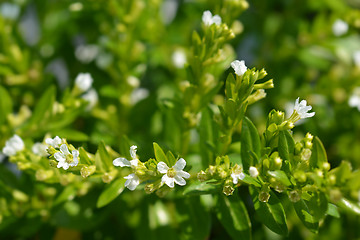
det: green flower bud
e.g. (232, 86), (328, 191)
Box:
(329, 189), (342, 203)
(197, 170), (208, 182)
(81, 166), (96, 178)
(102, 170), (117, 183)
(300, 148), (312, 161)
(12, 190), (29, 203)
(36, 169), (54, 181)
(294, 170), (307, 183)
(49, 160), (58, 168)
(322, 162), (330, 171)
(259, 191), (270, 203)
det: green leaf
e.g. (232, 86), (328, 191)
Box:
(97, 178), (126, 208)
(293, 200), (319, 233)
(79, 147), (93, 165)
(166, 151), (176, 167)
(278, 130), (295, 161)
(309, 136), (327, 169)
(153, 142), (168, 165)
(176, 197), (211, 240)
(51, 129), (89, 141)
(338, 198), (360, 215)
(216, 193), (252, 240)
(0, 85), (12, 125)
(326, 203), (340, 218)
(250, 187), (288, 236)
(241, 117), (261, 170)
(97, 141), (112, 171)
(28, 85), (56, 126)
(119, 135), (131, 159)
(267, 170), (292, 186)
(183, 181), (221, 196)
(54, 186), (76, 206)
(199, 107), (219, 166)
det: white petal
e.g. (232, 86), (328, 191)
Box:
(239, 172), (246, 180)
(2, 146), (16, 156)
(177, 170), (190, 179)
(60, 144), (70, 155)
(174, 175), (186, 186)
(53, 136), (62, 147)
(173, 158), (186, 171)
(212, 15), (222, 26)
(130, 159), (138, 167)
(124, 174), (140, 191)
(202, 10), (212, 25)
(75, 73), (93, 92)
(231, 173), (239, 184)
(130, 145), (137, 159)
(54, 152), (66, 162)
(113, 157), (131, 167)
(162, 174), (175, 188)
(72, 150), (79, 158)
(231, 60), (247, 76)
(32, 143), (48, 157)
(57, 161), (69, 170)
(157, 161), (169, 174)
(10, 135), (24, 151)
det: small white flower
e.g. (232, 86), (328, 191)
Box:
(353, 51), (360, 67)
(75, 73), (93, 92)
(32, 142), (49, 157)
(45, 136), (62, 148)
(349, 87), (360, 111)
(202, 10), (221, 26)
(0, 3), (20, 20)
(2, 134), (25, 157)
(157, 158), (190, 188)
(231, 60), (247, 76)
(124, 173), (140, 191)
(293, 98), (315, 119)
(82, 88), (98, 110)
(54, 144), (79, 170)
(249, 166), (259, 178)
(75, 44), (99, 63)
(231, 165), (245, 184)
(172, 49), (187, 68)
(113, 145), (139, 168)
(332, 19), (348, 37)
(130, 88), (149, 105)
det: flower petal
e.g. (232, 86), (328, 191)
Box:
(2, 145), (16, 156)
(231, 173), (239, 184)
(130, 159), (138, 168)
(124, 173), (140, 191)
(60, 144), (70, 155)
(162, 174), (174, 188)
(113, 157), (131, 167)
(157, 161), (169, 173)
(130, 145), (137, 159)
(173, 158), (186, 171)
(174, 175), (186, 186)
(177, 170), (190, 179)
(54, 152), (66, 162)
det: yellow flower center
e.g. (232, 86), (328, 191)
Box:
(167, 168), (176, 178)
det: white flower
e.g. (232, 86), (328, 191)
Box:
(82, 88), (98, 110)
(249, 166), (259, 178)
(293, 97), (315, 119)
(75, 44), (99, 63)
(0, 3), (20, 20)
(231, 165), (245, 184)
(32, 142), (49, 157)
(45, 136), (62, 148)
(54, 144), (79, 170)
(231, 60), (247, 76)
(349, 87), (360, 111)
(113, 145), (139, 168)
(332, 19), (348, 37)
(124, 173), (140, 191)
(75, 73), (93, 92)
(202, 10), (221, 26)
(354, 51), (360, 67)
(172, 49), (187, 68)
(130, 88), (149, 105)
(2, 134), (25, 157)
(157, 158), (190, 188)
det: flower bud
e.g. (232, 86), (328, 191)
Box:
(12, 190), (29, 202)
(80, 166), (96, 178)
(223, 184), (235, 196)
(259, 191), (270, 203)
(329, 189), (342, 203)
(249, 166), (259, 178)
(197, 170), (208, 182)
(294, 170), (307, 183)
(36, 169), (54, 181)
(49, 160), (58, 168)
(208, 165), (216, 176)
(322, 162), (330, 171)
(300, 148), (312, 161)
(102, 171), (117, 183)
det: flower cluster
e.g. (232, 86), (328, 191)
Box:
(202, 10), (221, 26)
(45, 136), (79, 170)
(2, 134), (24, 157)
(231, 60), (247, 76)
(74, 72), (98, 110)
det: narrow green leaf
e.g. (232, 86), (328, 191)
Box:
(293, 200), (319, 233)
(278, 130), (295, 161)
(309, 136), (327, 169)
(166, 151), (176, 167)
(28, 85), (56, 126)
(338, 198), (360, 215)
(54, 186), (76, 206)
(250, 187), (288, 236)
(216, 194), (252, 240)
(183, 181), (221, 196)
(241, 117), (261, 170)
(326, 203), (340, 218)
(153, 142), (168, 165)
(267, 170), (292, 186)
(119, 135), (131, 159)
(79, 147), (93, 165)
(0, 85), (12, 125)
(97, 141), (112, 171)
(97, 178), (126, 208)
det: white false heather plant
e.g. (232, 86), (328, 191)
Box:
(157, 158), (190, 188)
(202, 10), (221, 26)
(75, 73), (93, 92)
(2, 134), (24, 157)
(54, 144), (79, 170)
(231, 60), (247, 76)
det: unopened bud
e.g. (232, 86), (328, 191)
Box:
(329, 189), (342, 203)
(144, 183), (155, 194)
(259, 191), (270, 203)
(49, 160), (58, 168)
(322, 162), (330, 171)
(208, 165), (216, 176)
(36, 169), (54, 181)
(13, 190), (29, 202)
(294, 171), (307, 183)
(81, 165), (96, 178)
(223, 185), (235, 196)
(274, 157), (282, 169)
(47, 146), (57, 155)
(102, 171), (117, 183)
(258, 68), (268, 79)
(249, 166), (259, 178)
(305, 133), (313, 141)
(300, 148), (312, 161)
